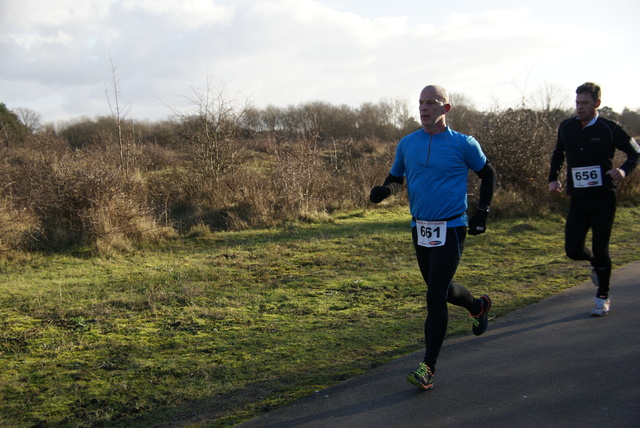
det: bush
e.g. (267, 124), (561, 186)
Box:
(0, 196), (40, 252)
(141, 134), (397, 233)
(2, 145), (173, 253)
(0, 98), (637, 254)
(472, 108), (559, 216)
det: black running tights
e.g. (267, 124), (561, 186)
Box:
(565, 193), (617, 298)
(412, 226), (481, 374)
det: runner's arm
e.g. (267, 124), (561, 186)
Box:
(475, 162), (495, 210)
(618, 136), (640, 177)
(548, 132), (566, 183)
(468, 162), (495, 236)
(370, 174), (404, 203)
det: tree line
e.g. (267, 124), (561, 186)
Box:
(1, 91), (639, 255)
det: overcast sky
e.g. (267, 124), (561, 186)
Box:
(1, 0), (639, 126)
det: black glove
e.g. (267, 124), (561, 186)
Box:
(370, 186), (391, 203)
(468, 210), (488, 235)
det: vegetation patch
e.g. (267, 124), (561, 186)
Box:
(2, 91), (639, 426)
(1, 206), (639, 427)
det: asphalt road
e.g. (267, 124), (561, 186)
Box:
(237, 260), (640, 428)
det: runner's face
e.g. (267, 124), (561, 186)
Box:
(575, 93), (600, 123)
(419, 88), (447, 130)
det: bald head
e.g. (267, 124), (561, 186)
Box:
(422, 85), (449, 105)
(419, 85), (451, 133)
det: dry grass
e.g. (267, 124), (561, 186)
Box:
(0, 106), (637, 258)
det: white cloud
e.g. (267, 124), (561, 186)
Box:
(122, 0), (235, 28)
(0, 0), (114, 30)
(9, 30), (74, 50)
(0, 0), (638, 124)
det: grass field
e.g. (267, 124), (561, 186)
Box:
(1, 204), (640, 427)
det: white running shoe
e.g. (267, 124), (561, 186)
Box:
(591, 297), (610, 317)
(590, 268), (599, 287)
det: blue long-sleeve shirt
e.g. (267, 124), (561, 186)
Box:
(390, 127), (487, 227)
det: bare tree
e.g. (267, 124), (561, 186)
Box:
(15, 108), (43, 134)
(446, 92), (478, 134)
(105, 56), (133, 174)
(390, 98), (420, 136)
(533, 82), (572, 126)
(174, 76), (251, 184)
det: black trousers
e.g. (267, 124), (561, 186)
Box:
(412, 226), (480, 373)
(565, 192), (617, 298)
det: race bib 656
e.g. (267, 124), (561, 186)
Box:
(572, 165), (602, 188)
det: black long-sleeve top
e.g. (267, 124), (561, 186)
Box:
(548, 115), (640, 196)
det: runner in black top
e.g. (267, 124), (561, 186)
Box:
(548, 82), (640, 316)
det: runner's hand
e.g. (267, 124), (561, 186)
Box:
(468, 210), (488, 235)
(370, 186), (390, 203)
(606, 168), (626, 181)
(549, 181), (563, 193)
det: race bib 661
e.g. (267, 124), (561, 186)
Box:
(416, 220), (446, 248)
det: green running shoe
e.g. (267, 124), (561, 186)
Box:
(407, 362), (434, 390)
(471, 294), (491, 336)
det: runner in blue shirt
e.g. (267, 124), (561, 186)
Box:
(370, 85), (496, 390)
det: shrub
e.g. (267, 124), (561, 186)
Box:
(472, 108), (558, 216)
(0, 97), (637, 253)
(2, 146), (173, 253)
(0, 196), (40, 253)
